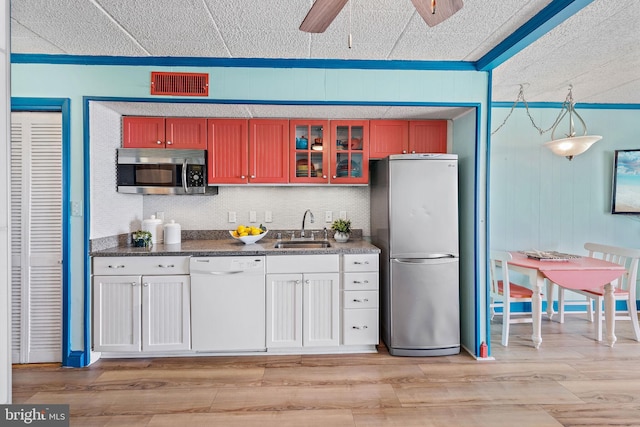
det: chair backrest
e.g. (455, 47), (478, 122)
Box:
(584, 242), (640, 296)
(490, 250), (513, 297)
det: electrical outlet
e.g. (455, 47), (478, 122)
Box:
(325, 211), (333, 222)
(70, 201), (83, 217)
(340, 211), (347, 220)
(265, 211), (273, 222)
(228, 211), (236, 223)
(249, 211), (257, 223)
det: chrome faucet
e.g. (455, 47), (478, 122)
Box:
(300, 209), (315, 238)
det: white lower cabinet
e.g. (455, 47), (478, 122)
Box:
(92, 257), (191, 353)
(266, 255), (340, 349)
(342, 254), (380, 346)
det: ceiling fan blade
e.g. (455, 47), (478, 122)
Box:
(299, 0), (349, 33)
(411, 0), (463, 27)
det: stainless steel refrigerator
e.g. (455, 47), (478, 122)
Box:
(370, 154), (460, 356)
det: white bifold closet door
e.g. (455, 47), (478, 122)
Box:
(10, 112), (63, 363)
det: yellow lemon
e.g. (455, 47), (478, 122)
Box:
(231, 231), (239, 238)
(237, 225), (246, 233)
(251, 228), (261, 235)
(239, 232), (249, 237)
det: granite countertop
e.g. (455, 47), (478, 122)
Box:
(91, 238), (380, 257)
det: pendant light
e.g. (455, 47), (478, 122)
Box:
(543, 85), (602, 161)
(492, 84), (602, 161)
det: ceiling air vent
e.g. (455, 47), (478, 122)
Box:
(150, 72), (209, 96)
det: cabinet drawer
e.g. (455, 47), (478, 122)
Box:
(93, 256), (190, 275)
(343, 291), (378, 309)
(342, 309), (379, 346)
(342, 272), (379, 290)
(267, 254), (339, 274)
(342, 254), (379, 272)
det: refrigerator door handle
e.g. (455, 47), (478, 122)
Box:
(393, 255), (457, 264)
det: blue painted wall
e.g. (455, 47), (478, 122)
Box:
(490, 107), (640, 253)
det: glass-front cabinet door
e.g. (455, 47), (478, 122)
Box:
(289, 120), (329, 183)
(329, 120), (369, 184)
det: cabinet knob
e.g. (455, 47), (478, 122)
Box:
(305, 280), (310, 285)
(402, 150), (407, 154)
(332, 175), (337, 179)
(131, 282), (137, 286)
(166, 141), (173, 145)
(411, 150), (415, 153)
(240, 175), (246, 179)
(250, 175), (256, 179)
(296, 280), (301, 285)
(323, 175), (327, 179)
(156, 140), (162, 145)
(143, 282), (149, 287)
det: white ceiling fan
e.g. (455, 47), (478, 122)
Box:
(300, 0), (464, 33)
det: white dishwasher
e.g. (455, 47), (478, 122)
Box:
(190, 256), (266, 352)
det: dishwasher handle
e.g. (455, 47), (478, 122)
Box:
(196, 270), (245, 276)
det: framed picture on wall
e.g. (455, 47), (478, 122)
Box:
(612, 149), (640, 214)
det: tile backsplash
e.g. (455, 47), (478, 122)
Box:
(142, 185), (370, 235)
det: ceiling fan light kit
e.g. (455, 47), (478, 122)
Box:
(300, 0), (463, 33)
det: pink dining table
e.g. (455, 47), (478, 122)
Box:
(507, 251), (626, 348)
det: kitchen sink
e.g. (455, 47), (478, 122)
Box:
(274, 240), (332, 249)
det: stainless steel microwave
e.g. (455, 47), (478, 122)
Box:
(116, 148), (208, 195)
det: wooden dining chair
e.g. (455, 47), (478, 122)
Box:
(557, 242), (640, 342)
(490, 250), (536, 346)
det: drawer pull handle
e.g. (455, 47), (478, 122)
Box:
(108, 265), (125, 269)
(353, 298), (369, 303)
(158, 264), (175, 268)
(353, 261), (370, 265)
(352, 325), (368, 330)
(353, 280), (369, 284)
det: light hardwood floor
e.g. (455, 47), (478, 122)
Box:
(12, 315), (640, 426)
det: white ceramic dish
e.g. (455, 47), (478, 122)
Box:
(229, 230), (267, 244)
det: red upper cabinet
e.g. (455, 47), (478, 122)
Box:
(122, 117), (165, 148)
(289, 120), (330, 184)
(329, 120), (369, 184)
(369, 120), (409, 159)
(123, 117), (206, 149)
(165, 118), (207, 149)
(369, 120), (447, 158)
(409, 120), (448, 153)
(249, 119), (289, 184)
(207, 119), (249, 184)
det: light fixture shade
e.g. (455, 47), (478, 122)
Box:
(543, 135), (603, 160)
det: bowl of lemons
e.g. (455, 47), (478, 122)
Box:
(230, 224), (268, 244)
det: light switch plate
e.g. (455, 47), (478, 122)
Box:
(339, 211), (347, 220)
(325, 211), (332, 222)
(265, 211), (273, 222)
(228, 211), (236, 223)
(249, 211), (257, 223)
